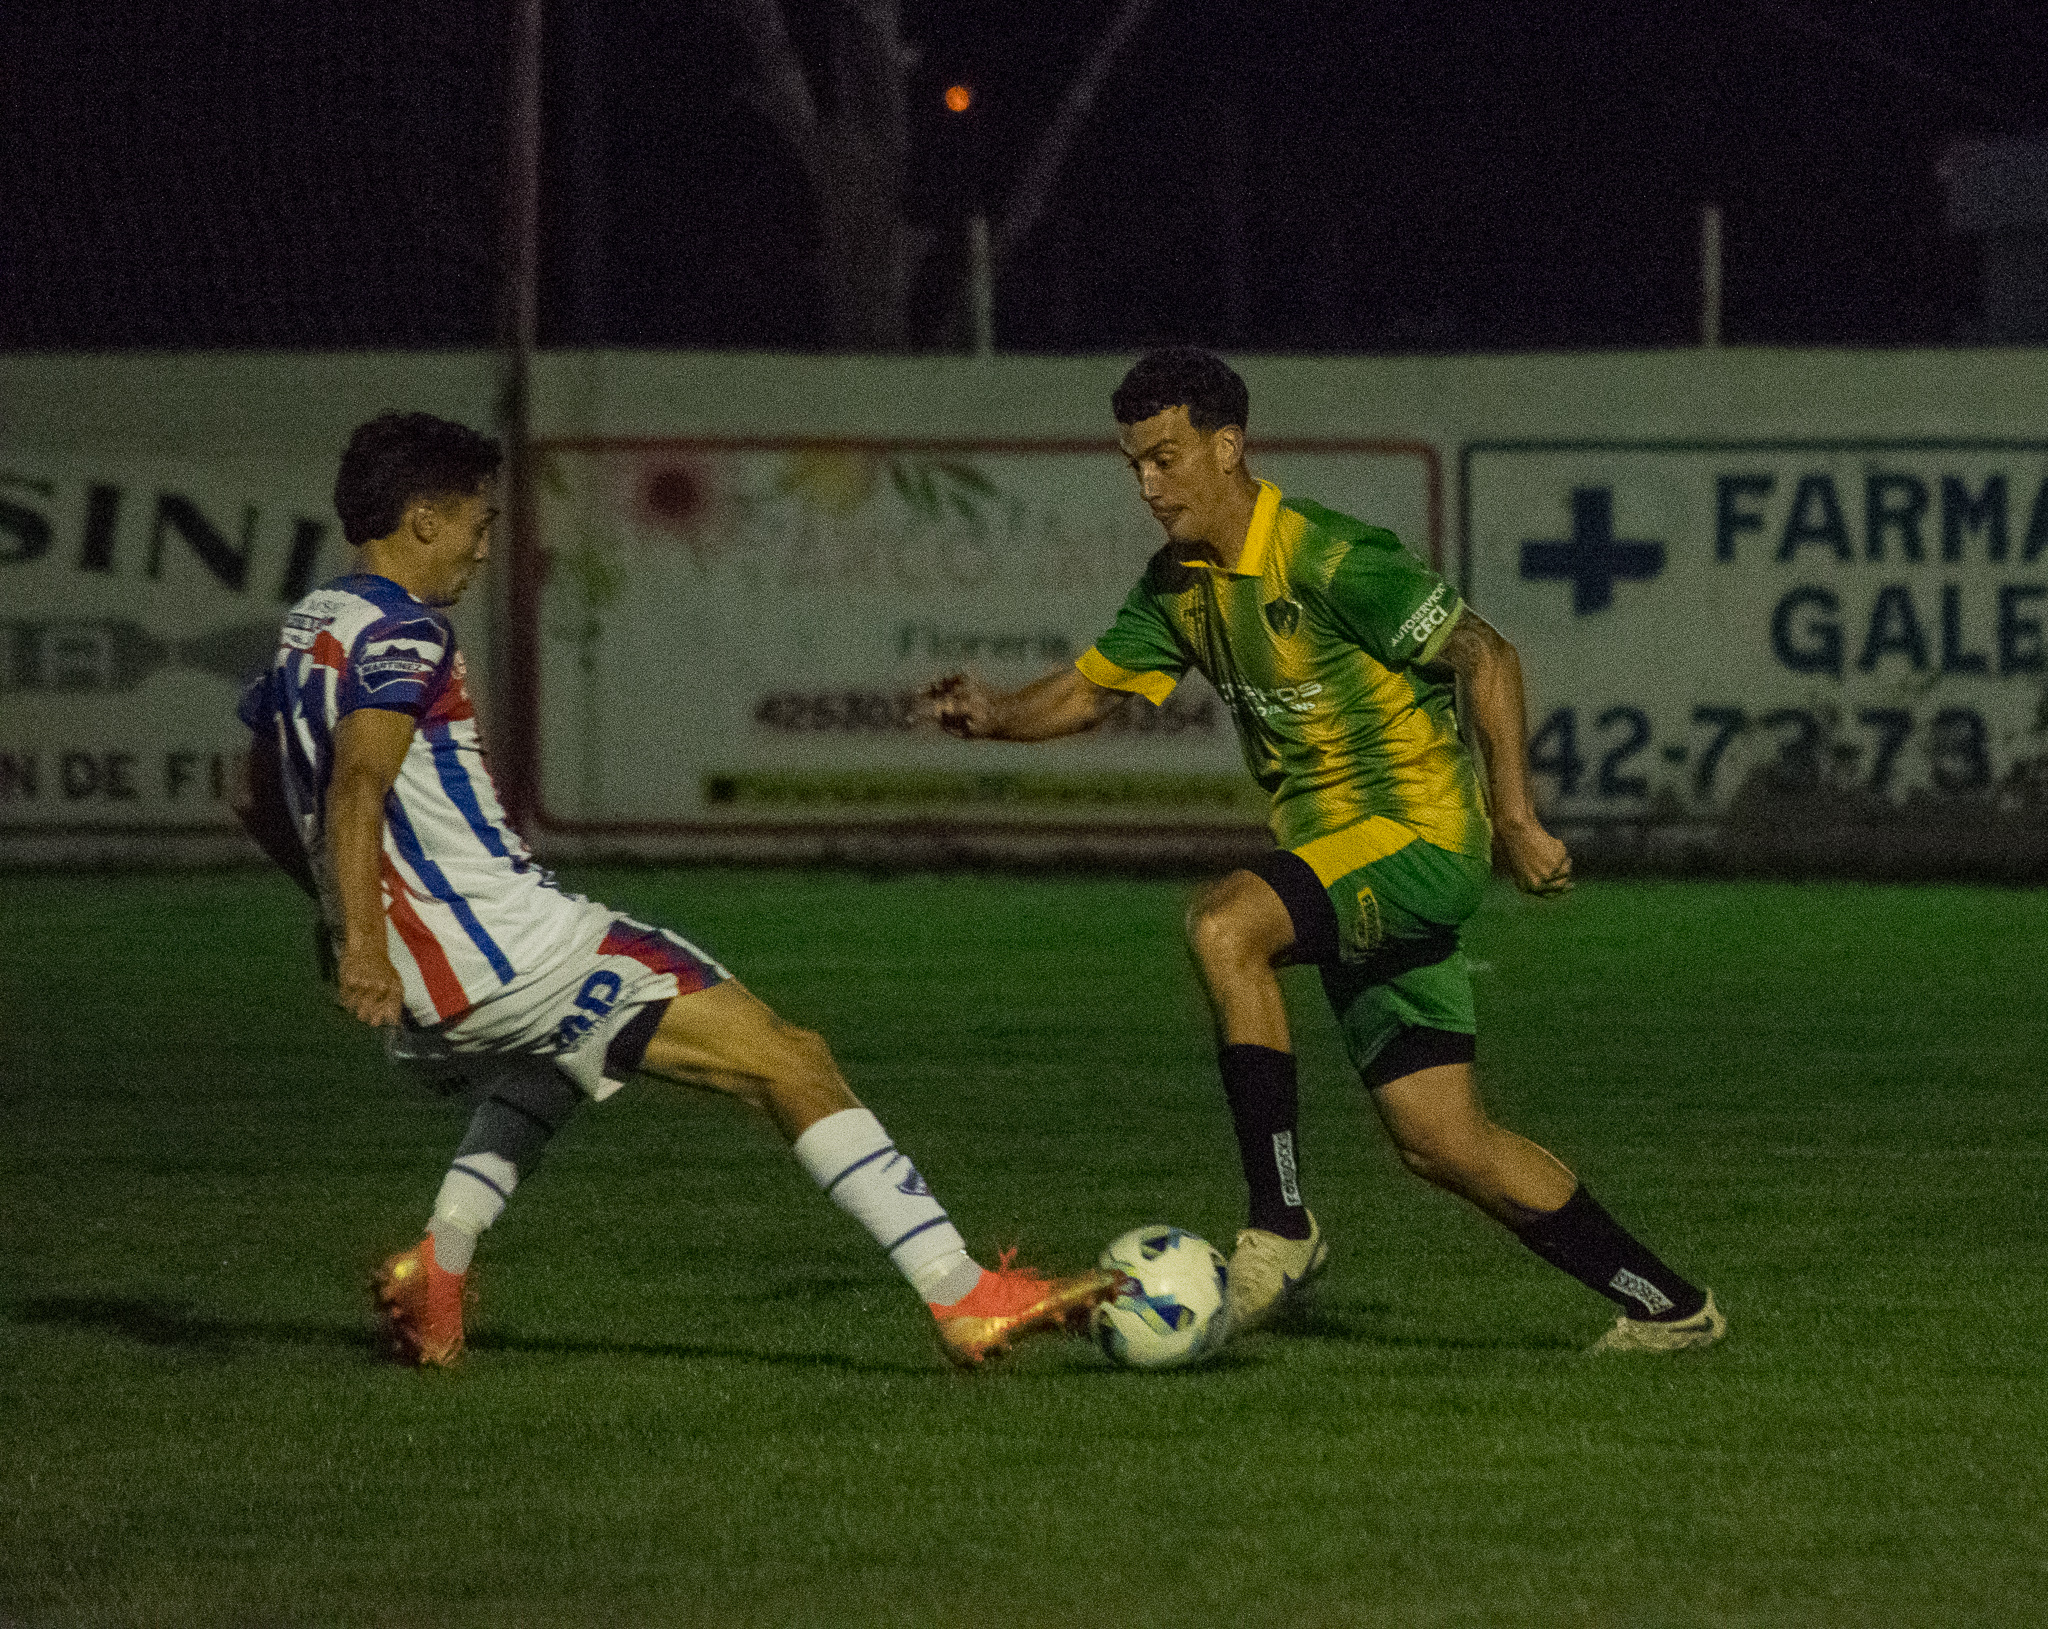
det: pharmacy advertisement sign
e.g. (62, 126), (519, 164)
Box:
(1463, 441), (2048, 822)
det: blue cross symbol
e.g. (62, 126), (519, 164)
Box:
(1519, 487), (1665, 614)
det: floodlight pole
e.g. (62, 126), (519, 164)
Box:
(499, 0), (544, 830)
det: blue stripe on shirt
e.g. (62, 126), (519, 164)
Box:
(277, 655), (331, 813)
(384, 796), (516, 984)
(424, 723), (512, 861)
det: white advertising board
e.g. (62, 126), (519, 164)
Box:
(0, 350), (498, 858)
(0, 455), (363, 833)
(530, 438), (1439, 834)
(1464, 441), (2048, 820)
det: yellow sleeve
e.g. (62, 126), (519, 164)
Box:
(1076, 646), (1179, 705)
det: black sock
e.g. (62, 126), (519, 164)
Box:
(1511, 1186), (1706, 1321)
(1218, 1044), (1311, 1240)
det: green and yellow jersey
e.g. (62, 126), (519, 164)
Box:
(1078, 480), (1489, 862)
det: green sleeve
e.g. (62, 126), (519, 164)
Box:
(1077, 575), (1190, 704)
(1320, 531), (1464, 669)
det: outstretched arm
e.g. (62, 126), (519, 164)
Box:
(1430, 610), (1572, 896)
(326, 707), (418, 1025)
(923, 665), (1126, 742)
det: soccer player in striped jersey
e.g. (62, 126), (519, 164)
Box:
(927, 349), (1723, 1354)
(235, 411), (1119, 1369)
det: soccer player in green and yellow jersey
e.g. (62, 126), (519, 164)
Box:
(928, 348), (1724, 1354)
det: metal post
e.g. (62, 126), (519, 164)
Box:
(967, 213), (994, 358)
(1700, 202), (1724, 349)
(498, 0), (544, 829)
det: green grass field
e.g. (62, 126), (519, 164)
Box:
(4, 867), (2046, 1628)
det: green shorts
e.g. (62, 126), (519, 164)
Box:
(1250, 818), (1490, 1078)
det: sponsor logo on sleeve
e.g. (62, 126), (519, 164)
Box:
(1394, 582), (1452, 654)
(357, 617), (448, 692)
(281, 610), (334, 651)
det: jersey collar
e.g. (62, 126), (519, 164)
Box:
(1178, 480), (1281, 577)
(336, 570), (424, 607)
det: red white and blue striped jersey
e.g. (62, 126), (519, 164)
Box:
(244, 572), (586, 1025)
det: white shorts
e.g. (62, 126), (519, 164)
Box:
(392, 902), (730, 1099)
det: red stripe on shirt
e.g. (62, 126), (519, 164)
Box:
(381, 854), (469, 1020)
(311, 630), (348, 672)
(424, 674), (475, 724)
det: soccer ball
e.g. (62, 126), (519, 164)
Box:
(1091, 1225), (1228, 1371)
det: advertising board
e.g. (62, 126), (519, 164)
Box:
(1464, 441), (2048, 827)
(530, 437), (1439, 836)
(0, 455), (361, 834)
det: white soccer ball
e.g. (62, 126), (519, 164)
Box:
(1091, 1225), (1228, 1371)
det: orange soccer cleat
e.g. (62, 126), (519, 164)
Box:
(371, 1236), (468, 1368)
(930, 1250), (1126, 1369)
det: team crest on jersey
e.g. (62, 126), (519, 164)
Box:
(1263, 596), (1302, 636)
(358, 617), (447, 692)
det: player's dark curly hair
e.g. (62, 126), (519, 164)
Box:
(333, 411), (503, 546)
(1110, 346), (1249, 432)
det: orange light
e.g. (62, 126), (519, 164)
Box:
(944, 84), (972, 114)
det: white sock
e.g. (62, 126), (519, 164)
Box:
(792, 1108), (976, 1299)
(912, 1248), (984, 1307)
(426, 1153), (517, 1275)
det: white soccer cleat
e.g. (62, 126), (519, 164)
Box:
(1589, 1287), (1727, 1354)
(1221, 1212), (1328, 1338)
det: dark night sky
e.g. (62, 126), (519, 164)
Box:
(5, 0), (2047, 355)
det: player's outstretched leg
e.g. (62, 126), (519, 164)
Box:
(1371, 1055), (1724, 1352)
(1184, 870), (1327, 1336)
(637, 981), (1121, 1367)
(374, 1057), (585, 1368)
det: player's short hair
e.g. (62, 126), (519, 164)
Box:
(333, 411), (503, 546)
(1111, 346), (1249, 433)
